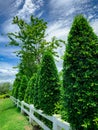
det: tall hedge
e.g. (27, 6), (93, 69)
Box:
(18, 75), (28, 101)
(12, 78), (17, 96)
(12, 76), (21, 99)
(33, 71), (40, 109)
(63, 15), (98, 130)
(39, 51), (60, 115)
(24, 74), (36, 104)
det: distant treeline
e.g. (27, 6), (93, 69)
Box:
(0, 82), (11, 95)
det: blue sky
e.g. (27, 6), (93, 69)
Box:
(0, 0), (98, 83)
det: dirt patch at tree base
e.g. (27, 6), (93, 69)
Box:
(33, 125), (41, 130)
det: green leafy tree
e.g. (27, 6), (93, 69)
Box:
(0, 82), (10, 95)
(24, 74), (36, 104)
(8, 16), (47, 79)
(8, 16), (64, 80)
(18, 75), (28, 101)
(39, 51), (60, 115)
(63, 15), (98, 130)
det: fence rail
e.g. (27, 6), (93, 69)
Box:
(10, 96), (71, 130)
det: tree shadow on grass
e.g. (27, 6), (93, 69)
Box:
(0, 104), (16, 112)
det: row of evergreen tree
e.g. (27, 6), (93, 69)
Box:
(11, 15), (98, 130)
(12, 51), (60, 115)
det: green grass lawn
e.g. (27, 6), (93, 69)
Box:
(0, 98), (32, 130)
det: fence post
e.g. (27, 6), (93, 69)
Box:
(21, 101), (24, 114)
(53, 116), (58, 130)
(29, 104), (34, 124)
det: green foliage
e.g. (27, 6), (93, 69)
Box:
(12, 74), (21, 99)
(8, 15), (47, 79)
(59, 86), (68, 121)
(12, 78), (17, 96)
(63, 15), (98, 130)
(0, 82), (10, 95)
(33, 70), (40, 109)
(39, 51), (60, 115)
(24, 74), (36, 104)
(18, 75), (28, 101)
(8, 16), (47, 78)
(8, 16), (64, 80)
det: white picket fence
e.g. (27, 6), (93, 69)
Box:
(10, 96), (71, 130)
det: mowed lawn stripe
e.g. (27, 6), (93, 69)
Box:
(0, 98), (32, 130)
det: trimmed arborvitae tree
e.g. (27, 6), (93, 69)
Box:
(12, 78), (17, 97)
(18, 75), (28, 101)
(33, 70), (40, 109)
(39, 51), (60, 115)
(24, 74), (36, 104)
(12, 75), (21, 99)
(63, 15), (98, 130)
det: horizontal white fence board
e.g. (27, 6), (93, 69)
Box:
(10, 96), (71, 130)
(30, 114), (51, 130)
(22, 101), (30, 108)
(32, 107), (53, 122)
(53, 116), (70, 130)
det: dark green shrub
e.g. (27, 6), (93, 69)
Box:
(18, 75), (28, 101)
(39, 51), (60, 115)
(24, 74), (36, 104)
(63, 15), (98, 130)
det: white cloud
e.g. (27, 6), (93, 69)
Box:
(46, 21), (69, 41)
(0, 0), (44, 19)
(88, 14), (94, 20)
(0, 0), (23, 17)
(36, 11), (44, 18)
(50, 0), (73, 8)
(2, 18), (19, 34)
(90, 19), (98, 35)
(15, 0), (24, 8)
(17, 0), (35, 19)
(2, 0), (44, 34)
(0, 62), (18, 83)
(16, 0), (44, 20)
(0, 36), (9, 43)
(49, 0), (75, 17)
(66, 8), (75, 16)
(0, 46), (19, 59)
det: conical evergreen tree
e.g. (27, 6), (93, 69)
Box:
(12, 74), (21, 99)
(39, 51), (60, 115)
(18, 75), (28, 101)
(24, 74), (36, 104)
(33, 70), (40, 109)
(12, 78), (17, 97)
(63, 15), (98, 130)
